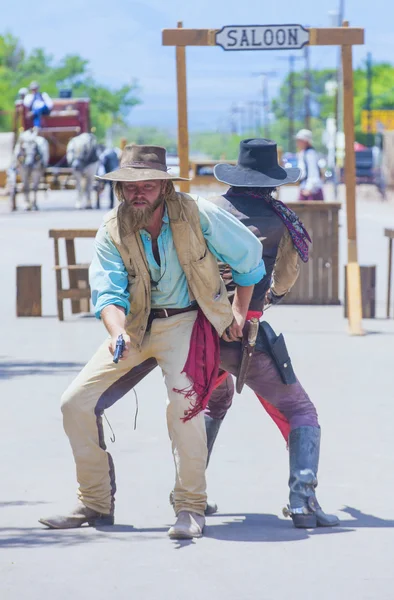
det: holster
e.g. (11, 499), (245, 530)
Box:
(256, 321), (297, 385)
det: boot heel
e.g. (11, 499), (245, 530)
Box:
(292, 513), (317, 528)
(88, 515), (114, 527)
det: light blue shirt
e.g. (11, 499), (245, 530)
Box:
(89, 195), (265, 317)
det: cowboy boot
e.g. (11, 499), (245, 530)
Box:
(283, 426), (339, 528)
(201, 414), (223, 514)
(38, 501), (114, 529)
(205, 414), (223, 468)
(168, 511), (205, 539)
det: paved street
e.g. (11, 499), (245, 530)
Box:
(1, 186), (394, 600)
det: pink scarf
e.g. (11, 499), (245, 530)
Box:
(175, 309), (220, 422)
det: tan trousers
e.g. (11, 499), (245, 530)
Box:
(61, 311), (207, 516)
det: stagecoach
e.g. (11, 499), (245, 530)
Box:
(10, 94), (95, 209)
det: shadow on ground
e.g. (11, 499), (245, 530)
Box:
(2, 507), (392, 549)
(0, 361), (85, 379)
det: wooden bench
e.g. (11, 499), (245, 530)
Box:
(49, 229), (97, 320)
(385, 228), (394, 318)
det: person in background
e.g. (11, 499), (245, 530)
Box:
(97, 146), (120, 208)
(295, 129), (324, 201)
(15, 87), (28, 107)
(23, 81), (53, 128)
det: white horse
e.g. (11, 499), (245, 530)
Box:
(13, 130), (49, 210)
(67, 133), (99, 209)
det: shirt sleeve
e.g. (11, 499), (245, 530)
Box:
(42, 93), (54, 110)
(196, 196), (266, 286)
(304, 149), (322, 192)
(271, 229), (300, 296)
(23, 94), (33, 108)
(89, 224), (130, 318)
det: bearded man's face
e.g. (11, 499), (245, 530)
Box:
(120, 180), (164, 231)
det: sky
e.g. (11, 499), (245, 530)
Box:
(3, 0), (394, 132)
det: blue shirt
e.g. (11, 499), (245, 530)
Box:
(89, 195), (265, 317)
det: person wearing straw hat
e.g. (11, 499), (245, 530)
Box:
(295, 128), (324, 201)
(202, 138), (339, 528)
(23, 81), (53, 128)
(38, 144), (265, 539)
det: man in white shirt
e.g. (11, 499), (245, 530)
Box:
(295, 129), (324, 201)
(23, 81), (54, 128)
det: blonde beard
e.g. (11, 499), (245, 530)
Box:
(118, 195), (164, 238)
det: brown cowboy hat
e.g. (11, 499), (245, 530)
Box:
(96, 144), (190, 182)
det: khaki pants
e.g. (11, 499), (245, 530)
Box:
(61, 311), (207, 516)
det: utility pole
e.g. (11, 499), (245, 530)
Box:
(248, 102), (255, 135)
(277, 55), (303, 153)
(252, 71), (276, 138)
(289, 55), (295, 152)
(304, 44), (311, 129)
(229, 103), (238, 134)
(366, 52), (373, 146)
(337, 1), (345, 135)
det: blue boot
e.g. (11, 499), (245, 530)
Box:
(284, 426), (339, 528)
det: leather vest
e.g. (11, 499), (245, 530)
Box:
(105, 193), (233, 349)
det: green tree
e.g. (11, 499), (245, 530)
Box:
(0, 32), (140, 139)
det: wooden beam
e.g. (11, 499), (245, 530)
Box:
(342, 21), (364, 335)
(49, 229), (97, 239)
(163, 28), (217, 46)
(162, 27), (364, 47)
(308, 27), (364, 46)
(175, 22), (191, 193)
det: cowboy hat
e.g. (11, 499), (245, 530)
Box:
(295, 129), (313, 144)
(214, 139), (300, 188)
(97, 144), (190, 182)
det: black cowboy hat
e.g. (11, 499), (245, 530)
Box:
(214, 138), (300, 187)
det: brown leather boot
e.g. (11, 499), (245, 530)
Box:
(39, 502), (114, 529)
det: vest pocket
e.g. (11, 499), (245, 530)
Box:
(190, 251), (221, 295)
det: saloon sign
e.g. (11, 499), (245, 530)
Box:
(216, 24), (310, 51)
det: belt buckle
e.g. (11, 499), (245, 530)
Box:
(162, 308), (169, 317)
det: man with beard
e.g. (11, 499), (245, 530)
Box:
(39, 144), (265, 539)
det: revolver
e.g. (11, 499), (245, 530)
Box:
(113, 334), (125, 364)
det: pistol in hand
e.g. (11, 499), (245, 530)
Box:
(113, 334), (125, 364)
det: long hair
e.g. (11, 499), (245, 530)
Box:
(113, 180), (177, 205)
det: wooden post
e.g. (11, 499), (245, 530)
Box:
(175, 22), (190, 192)
(16, 266), (42, 317)
(341, 21), (364, 335)
(387, 237), (393, 318)
(53, 238), (64, 321)
(65, 239), (81, 314)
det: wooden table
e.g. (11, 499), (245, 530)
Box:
(49, 229), (97, 320)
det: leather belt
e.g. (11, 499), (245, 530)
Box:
(148, 304), (197, 323)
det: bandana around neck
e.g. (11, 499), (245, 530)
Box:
(227, 187), (312, 263)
